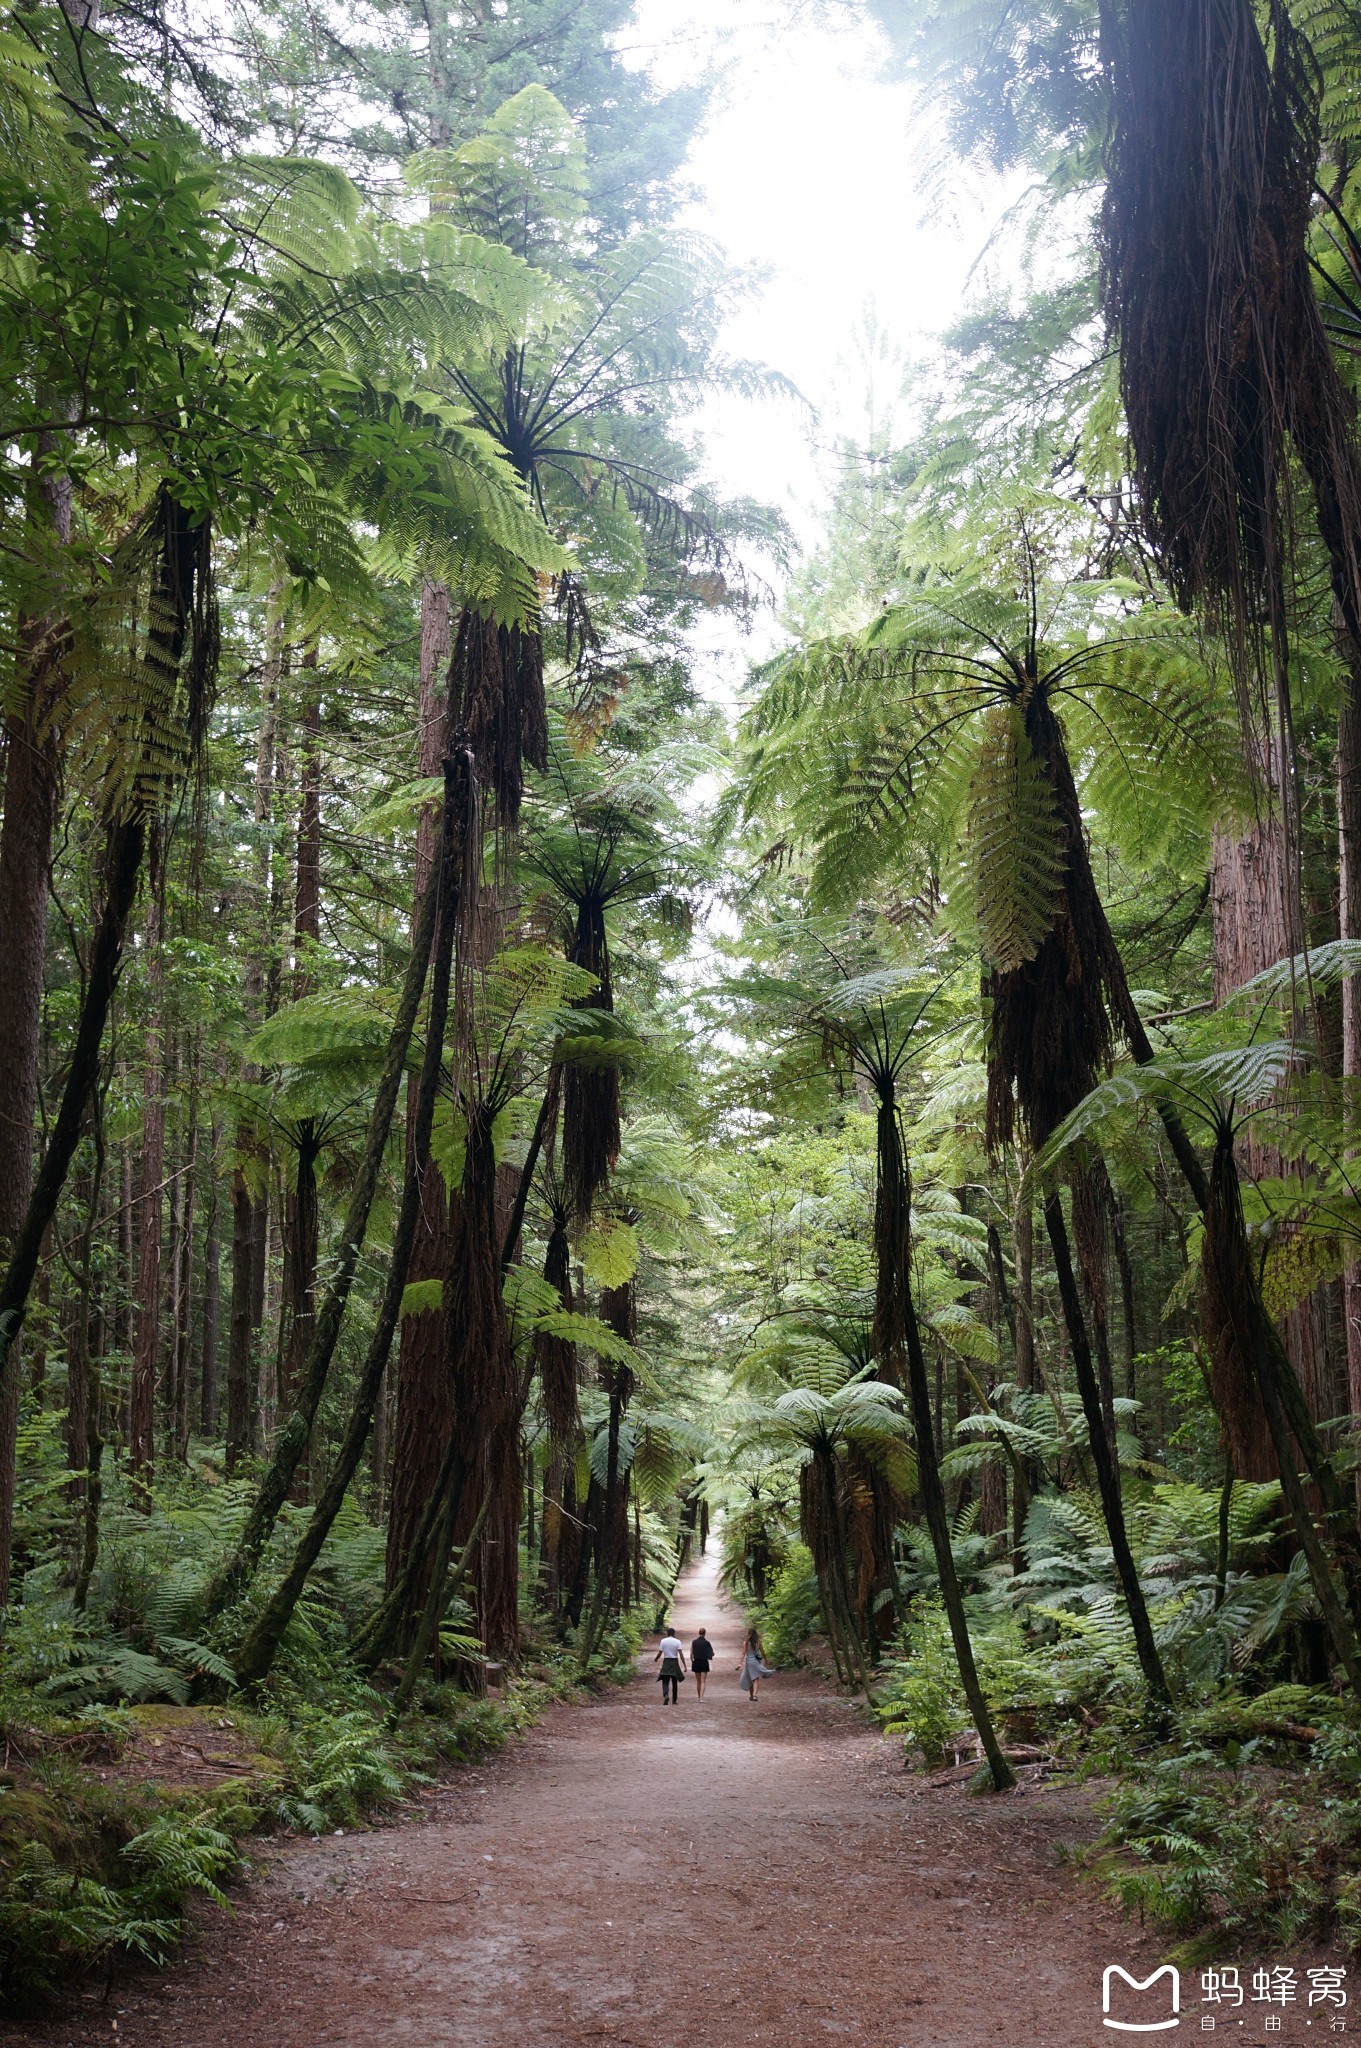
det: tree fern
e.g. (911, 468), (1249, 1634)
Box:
(967, 701), (1065, 970)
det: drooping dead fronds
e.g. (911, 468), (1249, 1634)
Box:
(1100, 0), (1361, 669)
(986, 690), (1132, 1154)
(449, 603), (547, 829)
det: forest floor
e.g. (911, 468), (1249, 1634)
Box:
(9, 1555), (1184, 2048)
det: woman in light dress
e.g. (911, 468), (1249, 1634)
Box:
(736, 1626), (774, 1702)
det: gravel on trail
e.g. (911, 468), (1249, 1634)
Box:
(11, 1550), (1176, 2048)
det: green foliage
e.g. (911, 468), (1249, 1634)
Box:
(878, 1602), (963, 1766)
(756, 1544), (821, 1664)
(1095, 1719), (1361, 1953)
(0, 1797), (238, 2009)
(968, 702), (1065, 970)
(273, 1709), (407, 1834)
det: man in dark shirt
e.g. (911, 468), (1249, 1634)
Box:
(690, 1626), (715, 1700)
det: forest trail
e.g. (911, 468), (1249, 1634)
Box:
(19, 1556), (1162, 2048)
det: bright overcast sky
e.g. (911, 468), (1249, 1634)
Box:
(618, 0), (1017, 692)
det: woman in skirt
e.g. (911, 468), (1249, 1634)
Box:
(737, 1626), (774, 1702)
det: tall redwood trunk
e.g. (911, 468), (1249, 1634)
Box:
(0, 468), (65, 1597)
(1210, 770), (1337, 1466)
(1339, 678), (1361, 1506)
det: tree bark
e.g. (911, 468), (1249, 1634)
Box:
(64, 1126), (104, 1497)
(233, 763), (461, 1686)
(225, 1166), (254, 1468)
(225, 598), (281, 1469)
(279, 1128), (319, 1497)
(0, 807), (148, 1478)
(173, 1068), (198, 1460)
(199, 1115), (220, 1435)
(1107, 1173), (1139, 1401)
(1339, 676), (1361, 1508)
(201, 743), (459, 1623)
(901, 1256), (1015, 1787)
(1045, 1186), (1171, 1709)
(129, 871), (166, 1508)
(0, 558), (63, 1598)
(386, 578), (454, 1599)
(1211, 763), (1341, 1434)
(279, 669), (323, 1499)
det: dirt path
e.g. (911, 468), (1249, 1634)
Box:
(17, 1553), (1169, 2047)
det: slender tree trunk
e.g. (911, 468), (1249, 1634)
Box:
(0, 428), (74, 1596)
(258, 1190), (281, 1453)
(1073, 1167), (1118, 1454)
(293, 672), (321, 995)
(0, 809), (148, 1454)
(163, 1103), (182, 1440)
(1045, 1187), (1171, 1709)
(0, 730), (55, 1564)
(225, 602), (281, 1470)
(28, 1232), (51, 1403)
(73, 1251), (106, 1612)
(203, 745), (461, 1624)
(225, 1167), (254, 1469)
(233, 772), (461, 1684)
(279, 670), (323, 1498)
(579, 1284), (636, 1666)
(64, 1130), (104, 1496)
(1339, 678), (1361, 1509)
(199, 1119), (220, 1435)
(1012, 1187), (1038, 1549)
(174, 1069), (197, 1459)
(279, 1128), (319, 1497)
(1107, 1174), (1139, 1401)
(386, 578), (454, 1600)
(369, 1364), (389, 1516)
(114, 1143), (133, 1367)
(129, 872), (166, 1508)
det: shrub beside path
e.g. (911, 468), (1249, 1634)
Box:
(9, 1552), (1168, 2047)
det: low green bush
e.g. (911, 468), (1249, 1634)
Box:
(756, 1543), (820, 1664)
(876, 1601), (963, 1766)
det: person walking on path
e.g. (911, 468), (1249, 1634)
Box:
(737, 1626), (774, 1702)
(690, 1626), (715, 1700)
(653, 1625), (687, 1704)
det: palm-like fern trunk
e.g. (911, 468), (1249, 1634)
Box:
(988, 688), (1171, 1703)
